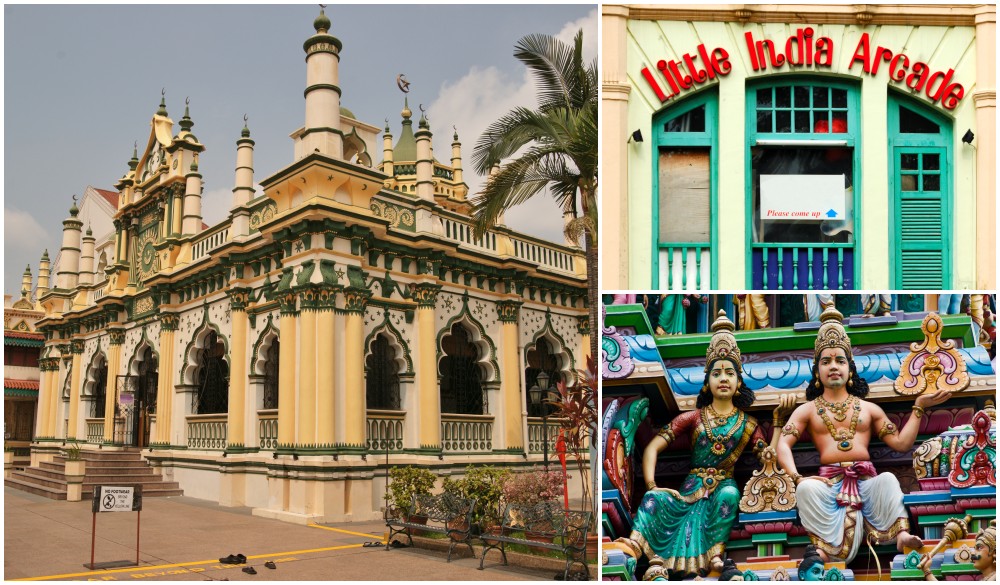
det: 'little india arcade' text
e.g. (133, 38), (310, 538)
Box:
(640, 29), (966, 110)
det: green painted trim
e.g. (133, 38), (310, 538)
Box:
(918, 509), (995, 525)
(751, 532), (788, 544)
(887, 92), (953, 289)
(522, 310), (577, 374)
(651, 89), (718, 289)
(434, 293), (500, 384)
(744, 78), (860, 289)
(303, 83), (342, 98)
(363, 309), (414, 375)
(725, 538), (753, 550)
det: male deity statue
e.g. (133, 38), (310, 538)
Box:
(776, 307), (953, 563)
(918, 520), (996, 581)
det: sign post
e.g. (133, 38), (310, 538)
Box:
(91, 485), (143, 569)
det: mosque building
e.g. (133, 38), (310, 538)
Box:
(10, 8), (589, 523)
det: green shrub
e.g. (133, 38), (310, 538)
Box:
(502, 468), (563, 506)
(388, 466), (435, 517)
(442, 465), (510, 528)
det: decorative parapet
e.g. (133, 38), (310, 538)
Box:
(913, 407), (996, 490)
(370, 199), (415, 232)
(894, 312), (971, 396)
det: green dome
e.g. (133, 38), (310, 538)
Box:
(340, 105), (356, 119)
(314, 8), (331, 33)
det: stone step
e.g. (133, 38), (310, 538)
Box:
(9, 470), (68, 491)
(4, 477), (68, 500)
(31, 466), (69, 480)
(84, 466), (157, 476)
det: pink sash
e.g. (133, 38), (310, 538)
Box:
(817, 461), (877, 510)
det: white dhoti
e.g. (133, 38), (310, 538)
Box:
(796, 466), (909, 563)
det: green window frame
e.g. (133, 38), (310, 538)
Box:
(745, 78), (862, 290)
(651, 89), (719, 289)
(887, 93), (953, 289)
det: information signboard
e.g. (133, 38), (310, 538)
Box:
(760, 174), (846, 221)
(92, 485), (142, 513)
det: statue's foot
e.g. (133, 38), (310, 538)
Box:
(897, 531), (923, 552)
(710, 556), (724, 574)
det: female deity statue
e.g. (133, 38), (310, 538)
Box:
(615, 310), (794, 579)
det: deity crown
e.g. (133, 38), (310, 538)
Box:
(814, 306), (853, 360)
(705, 309), (742, 372)
(977, 519), (996, 556)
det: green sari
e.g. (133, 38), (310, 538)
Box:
(630, 409), (765, 577)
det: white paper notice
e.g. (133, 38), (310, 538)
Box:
(760, 175), (846, 221)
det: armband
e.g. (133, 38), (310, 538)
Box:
(780, 423), (801, 439)
(878, 420), (898, 439)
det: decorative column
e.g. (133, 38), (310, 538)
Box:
(301, 7), (344, 159)
(51, 346), (71, 439)
(155, 316), (178, 447)
(226, 289), (251, 452)
(382, 121), (394, 177)
(342, 288), (372, 451)
(276, 287), (298, 451)
(103, 329), (125, 443)
(315, 285), (337, 450)
(497, 300), (524, 451)
(975, 6), (996, 288)
(67, 339), (85, 441)
(411, 283), (442, 451)
(297, 287), (319, 450)
(34, 357), (53, 440)
(601, 3), (631, 289)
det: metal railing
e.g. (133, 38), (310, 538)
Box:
(751, 244), (853, 290)
(366, 410), (405, 452)
(186, 414), (228, 450)
(441, 413), (493, 454)
(658, 243), (710, 290)
(257, 409), (278, 450)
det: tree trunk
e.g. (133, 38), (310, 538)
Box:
(586, 235), (597, 361)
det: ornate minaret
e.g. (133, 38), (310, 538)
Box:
(382, 119), (394, 177)
(299, 7), (344, 159)
(56, 198), (82, 290)
(182, 157), (203, 235)
(451, 128), (468, 202)
(36, 250), (50, 306)
(79, 226), (95, 286)
(415, 110), (434, 202)
(230, 117), (256, 239)
(20, 265), (32, 302)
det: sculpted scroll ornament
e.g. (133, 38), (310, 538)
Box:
(602, 308), (633, 380)
(739, 446), (796, 513)
(894, 312), (970, 396)
(948, 410), (996, 488)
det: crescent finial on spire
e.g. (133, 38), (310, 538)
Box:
(186, 96), (190, 106)
(244, 113), (249, 124)
(72, 194), (78, 203)
(161, 87), (165, 97)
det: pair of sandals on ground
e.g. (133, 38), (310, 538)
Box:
(218, 554), (277, 574)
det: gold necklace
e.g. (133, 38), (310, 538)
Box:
(816, 395), (852, 422)
(817, 396), (861, 451)
(700, 408), (745, 456)
(705, 403), (736, 427)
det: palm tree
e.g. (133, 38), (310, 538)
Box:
(471, 30), (598, 360)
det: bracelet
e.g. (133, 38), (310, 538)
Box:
(790, 473), (803, 485)
(912, 405), (926, 419)
(646, 481), (657, 491)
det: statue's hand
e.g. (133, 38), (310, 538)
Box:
(917, 553), (935, 579)
(774, 394), (797, 422)
(655, 326), (665, 336)
(915, 388), (954, 410)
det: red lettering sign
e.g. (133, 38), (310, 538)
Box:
(640, 29), (966, 111)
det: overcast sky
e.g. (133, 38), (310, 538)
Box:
(4, 3), (596, 297)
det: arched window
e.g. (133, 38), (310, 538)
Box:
(262, 340), (280, 410)
(137, 347), (158, 415)
(195, 331), (229, 414)
(91, 357), (108, 418)
(439, 324), (484, 415)
(746, 79), (860, 289)
(524, 338), (560, 418)
(366, 334), (401, 410)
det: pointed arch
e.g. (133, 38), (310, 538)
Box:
(364, 310), (413, 376)
(82, 351), (109, 419)
(250, 314), (280, 376)
(523, 310), (576, 373)
(179, 305), (229, 384)
(435, 294), (499, 382)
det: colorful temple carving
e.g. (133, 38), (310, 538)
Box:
(601, 299), (996, 581)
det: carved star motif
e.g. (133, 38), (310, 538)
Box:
(295, 241), (304, 253)
(443, 297), (454, 311)
(335, 268), (345, 281)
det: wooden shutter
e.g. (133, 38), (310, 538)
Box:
(658, 148), (710, 243)
(896, 148), (947, 288)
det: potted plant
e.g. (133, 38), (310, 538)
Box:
(443, 465), (510, 536)
(502, 468), (563, 545)
(388, 466), (435, 522)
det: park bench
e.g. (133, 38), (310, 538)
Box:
(478, 501), (591, 580)
(385, 492), (477, 562)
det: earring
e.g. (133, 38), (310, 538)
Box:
(848, 379), (854, 388)
(814, 380), (821, 388)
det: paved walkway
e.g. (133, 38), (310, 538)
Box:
(4, 487), (553, 581)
